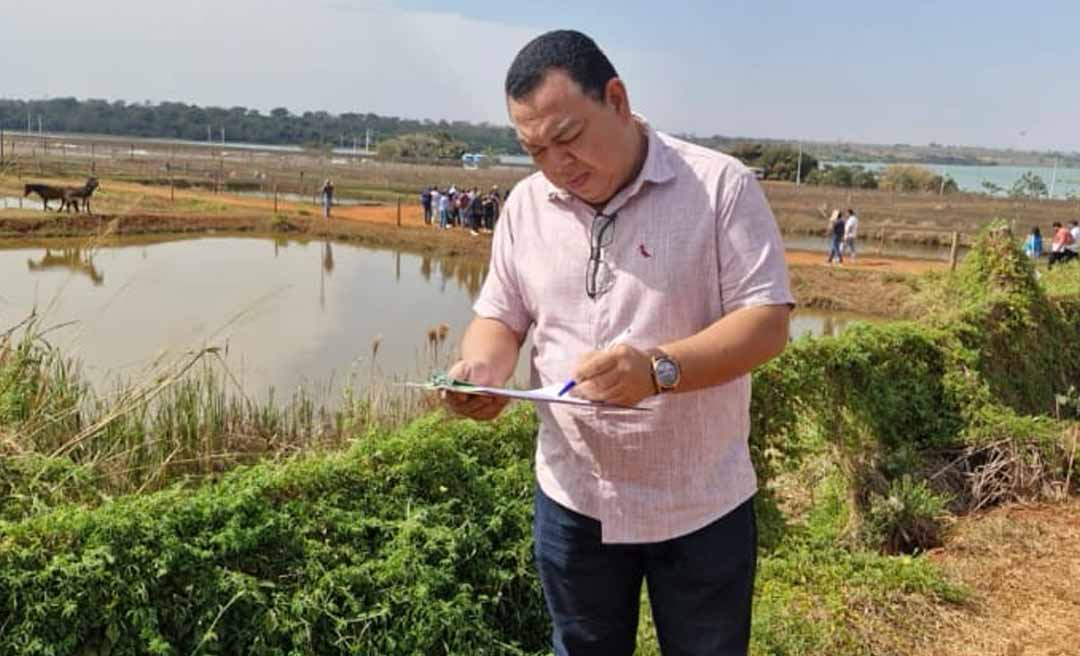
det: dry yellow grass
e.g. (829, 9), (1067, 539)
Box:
(853, 497), (1080, 656)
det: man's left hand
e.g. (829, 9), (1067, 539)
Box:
(571, 344), (655, 407)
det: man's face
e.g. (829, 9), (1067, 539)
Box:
(508, 70), (633, 206)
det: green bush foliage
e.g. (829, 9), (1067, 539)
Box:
(1008, 171), (1049, 199)
(750, 222), (1080, 553)
(878, 164), (958, 193)
(376, 132), (468, 161)
(727, 143), (819, 182)
(861, 475), (950, 554)
(806, 164), (879, 189)
(0, 407), (548, 655)
(3, 224), (1079, 654)
(0, 455), (105, 526)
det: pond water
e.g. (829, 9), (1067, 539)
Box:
(1, 196), (47, 211)
(0, 236), (872, 402)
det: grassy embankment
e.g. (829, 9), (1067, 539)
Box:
(1, 224), (1079, 654)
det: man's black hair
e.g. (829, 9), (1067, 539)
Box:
(505, 30), (618, 102)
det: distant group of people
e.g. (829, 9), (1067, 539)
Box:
(826, 207), (859, 264)
(420, 185), (506, 235)
(1024, 220), (1080, 268)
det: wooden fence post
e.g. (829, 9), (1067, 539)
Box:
(949, 231), (960, 271)
(396, 196), (402, 227)
(877, 228), (886, 256)
(274, 184), (278, 213)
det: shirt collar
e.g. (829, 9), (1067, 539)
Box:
(544, 114), (676, 210)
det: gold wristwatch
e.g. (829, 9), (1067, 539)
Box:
(650, 351), (681, 393)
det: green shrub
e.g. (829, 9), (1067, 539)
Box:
(806, 164), (879, 189)
(1008, 171), (1048, 198)
(861, 475), (950, 554)
(0, 454), (105, 525)
(0, 406), (548, 655)
(878, 164), (958, 193)
(376, 132), (467, 161)
(3, 220), (1080, 655)
(727, 143), (819, 182)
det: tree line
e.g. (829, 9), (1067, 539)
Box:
(0, 98), (522, 154)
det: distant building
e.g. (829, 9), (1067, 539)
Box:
(461, 153), (495, 169)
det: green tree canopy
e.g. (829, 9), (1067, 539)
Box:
(376, 132), (467, 160)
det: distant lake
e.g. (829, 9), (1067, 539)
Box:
(827, 161), (1080, 198)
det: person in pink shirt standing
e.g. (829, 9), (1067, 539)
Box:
(442, 30), (793, 655)
(1048, 221), (1077, 269)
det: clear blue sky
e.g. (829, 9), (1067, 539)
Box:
(5, 0), (1078, 152)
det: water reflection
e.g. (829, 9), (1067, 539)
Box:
(27, 247), (105, 285)
(419, 253), (487, 298)
(1, 235), (500, 400)
(1, 196), (45, 210)
(319, 241), (334, 311)
(789, 310), (874, 340)
(322, 242), (335, 274)
(2, 235), (872, 403)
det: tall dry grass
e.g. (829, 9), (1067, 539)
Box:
(0, 310), (455, 495)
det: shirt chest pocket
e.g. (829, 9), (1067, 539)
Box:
(614, 220), (709, 297)
(518, 235), (591, 317)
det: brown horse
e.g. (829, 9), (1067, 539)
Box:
(23, 177), (99, 214)
(62, 178), (100, 214)
(23, 183), (65, 211)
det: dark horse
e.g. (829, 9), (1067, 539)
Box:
(23, 177), (99, 214)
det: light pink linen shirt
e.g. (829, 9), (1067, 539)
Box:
(474, 118), (794, 543)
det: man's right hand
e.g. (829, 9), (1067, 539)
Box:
(440, 360), (511, 421)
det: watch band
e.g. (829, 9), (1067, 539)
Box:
(650, 350), (681, 393)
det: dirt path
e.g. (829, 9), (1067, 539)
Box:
(101, 180), (426, 226)
(786, 249), (947, 275)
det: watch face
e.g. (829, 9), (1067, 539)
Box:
(656, 358), (679, 387)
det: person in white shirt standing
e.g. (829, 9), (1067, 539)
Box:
(843, 208), (859, 261)
(1069, 221), (1080, 256)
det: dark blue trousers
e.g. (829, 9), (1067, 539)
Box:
(533, 488), (757, 656)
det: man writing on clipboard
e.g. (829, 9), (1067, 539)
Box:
(442, 30), (793, 656)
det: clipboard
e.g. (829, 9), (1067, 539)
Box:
(404, 373), (651, 411)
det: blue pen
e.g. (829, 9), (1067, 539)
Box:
(557, 380), (576, 397)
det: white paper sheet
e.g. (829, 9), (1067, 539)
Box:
(404, 379), (650, 411)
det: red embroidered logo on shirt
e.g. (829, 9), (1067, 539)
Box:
(639, 243), (652, 258)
